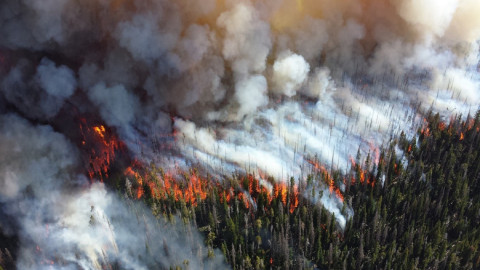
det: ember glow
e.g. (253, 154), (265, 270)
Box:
(79, 118), (124, 181)
(125, 162), (302, 213)
(306, 158), (345, 202)
(418, 115), (478, 143)
(350, 158), (376, 188)
(1, 0), (480, 268)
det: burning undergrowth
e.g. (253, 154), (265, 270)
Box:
(120, 142), (389, 230)
(79, 118), (125, 181)
(1, 0), (480, 268)
(0, 114), (229, 269)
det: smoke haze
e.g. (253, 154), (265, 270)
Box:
(0, 114), (228, 269)
(1, 0), (480, 267)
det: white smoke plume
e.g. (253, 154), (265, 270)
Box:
(272, 51), (310, 97)
(0, 114), (228, 269)
(1, 0), (480, 264)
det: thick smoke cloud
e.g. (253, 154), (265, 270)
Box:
(1, 59), (75, 119)
(233, 75), (269, 120)
(0, 114), (78, 201)
(0, 114), (228, 269)
(272, 51), (310, 97)
(87, 82), (140, 129)
(36, 58), (77, 99)
(1, 0), (480, 263)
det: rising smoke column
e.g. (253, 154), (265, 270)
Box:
(1, 0), (480, 266)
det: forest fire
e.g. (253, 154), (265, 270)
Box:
(420, 118), (431, 137)
(77, 116), (344, 217)
(420, 116), (478, 143)
(2, 0), (480, 268)
(124, 161), (301, 213)
(348, 155), (375, 188)
(35, 245), (55, 269)
(306, 159), (344, 202)
(464, 118), (475, 131)
(93, 125), (106, 138)
(369, 142), (380, 165)
(124, 165), (209, 206)
(421, 126), (431, 137)
(79, 119), (123, 181)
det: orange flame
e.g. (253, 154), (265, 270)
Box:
(438, 122), (446, 131)
(306, 159), (344, 202)
(137, 186), (144, 199)
(368, 141), (380, 165)
(93, 125), (106, 138)
(465, 118), (475, 131)
(420, 118), (431, 137)
(280, 184), (288, 205)
(238, 192), (250, 209)
(128, 166), (209, 206)
(349, 156), (356, 168)
(125, 156), (356, 215)
(125, 166), (141, 180)
(349, 157), (375, 189)
(289, 186), (299, 213)
(125, 161), (302, 213)
(80, 119), (122, 182)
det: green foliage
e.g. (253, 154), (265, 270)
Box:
(131, 111), (480, 270)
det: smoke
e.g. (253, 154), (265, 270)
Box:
(217, 2), (271, 75)
(0, 114), (78, 201)
(36, 58), (77, 99)
(87, 82), (141, 129)
(233, 75), (269, 120)
(1, 59), (75, 119)
(272, 51), (310, 97)
(395, 0), (458, 42)
(0, 114), (228, 269)
(115, 12), (180, 65)
(1, 0), (480, 263)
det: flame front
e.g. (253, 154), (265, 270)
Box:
(306, 159), (345, 202)
(93, 125), (106, 139)
(125, 164), (301, 213)
(79, 119), (123, 182)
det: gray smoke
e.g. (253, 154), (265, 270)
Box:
(1, 0), (480, 264)
(0, 114), (228, 269)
